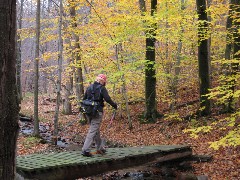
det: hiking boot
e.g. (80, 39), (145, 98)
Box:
(96, 149), (107, 155)
(81, 151), (93, 157)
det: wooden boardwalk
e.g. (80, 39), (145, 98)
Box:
(16, 145), (192, 180)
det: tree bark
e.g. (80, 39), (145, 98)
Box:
(16, 0), (24, 102)
(53, 0), (64, 145)
(224, 3), (233, 63)
(169, 0), (186, 112)
(139, 0), (158, 123)
(229, 0), (240, 111)
(231, 0), (240, 69)
(0, 0), (20, 179)
(115, 44), (132, 129)
(144, 0), (158, 122)
(207, 0), (212, 78)
(63, 81), (72, 114)
(34, 0), (41, 136)
(63, 37), (73, 115)
(223, 1), (234, 112)
(139, 0), (146, 13)
(196, 0), (211, 116)
(70, 3), (84, 107)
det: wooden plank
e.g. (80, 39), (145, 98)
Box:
(190, 155), (213, 162)
(16, 145), (192, 180)
(153, 151), (192, 163)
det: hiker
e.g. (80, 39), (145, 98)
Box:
(81, 74), (117, 157)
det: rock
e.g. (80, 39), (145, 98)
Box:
(160, 166), (176, 177)
(15, 173), (24, 180)
(179, 161), (193, 170)
(178, 173), (198, 180)
(197, 175), (208, 180)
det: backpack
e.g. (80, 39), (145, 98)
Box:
(80, 84), (102, 117)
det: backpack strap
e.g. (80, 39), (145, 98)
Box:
(90, 84), (102, 101)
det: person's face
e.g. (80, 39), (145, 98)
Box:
(100, 79), (106, 86)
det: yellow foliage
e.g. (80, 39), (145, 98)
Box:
(184, 125), (212, 139)
(42, 52), (58, 62)
(210, 128), (240, 150)
(184, 110), (240, 150)
(164, 113), (183, 122)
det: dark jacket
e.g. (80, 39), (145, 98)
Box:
(83, 81), (117, 112)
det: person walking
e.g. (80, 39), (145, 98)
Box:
(81, 74), (117, 157)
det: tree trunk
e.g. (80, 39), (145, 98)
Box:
(231, 1), (240, 67)
(222, 0), (240, 112)
(16, 0), (24, 102)
(53, 0), (64, 145)
(63, 37), (73, 115)
(70, 4), (84, 107)
(169, 0), (186, 112)
(207, 0), (212, 78)
(34, 0), (41, 136)
(144, 0), (158, 122)
(63, 81), (72, 114)
(0, 0), (20, 179)
(139, 0), (146, 13)
(222, 1), (233, 113)
(115, 44), (132, 130)
(229, 0), (240, 111)
(196, 0), (211, 116)
(139, 0), (158, 123)
(224, 3), (233, 63)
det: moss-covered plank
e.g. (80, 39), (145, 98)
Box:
(17, 145), (191, 179)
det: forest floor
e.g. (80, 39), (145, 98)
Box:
(17, 94), (239, 180)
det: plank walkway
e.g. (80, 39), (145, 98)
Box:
(16, 145), (192, 180)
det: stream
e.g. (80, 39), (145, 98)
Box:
(19, 116), (70, 148)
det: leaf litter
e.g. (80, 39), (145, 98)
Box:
(17, 96), (239, 179)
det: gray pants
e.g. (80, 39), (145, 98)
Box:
(82, 112), (103, 152)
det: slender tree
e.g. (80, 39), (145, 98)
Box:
(169, 0), (186, 112)
(0, 0), (20, 178)
(225, 3), (233, 62)
(63, 37), (73, 115)
(207, 0), (212, 76)
(34, 0), (41, 136)
(196, 0), (211, 116)
(16, 0), (24, 102)
(223, 0), (240, 112)
(115, 44), (132, 129)
(69, 1), (84, 106)
(223, 0), (234, 113)
(231, 0), (240, 98)
(52, 0), (64, 145)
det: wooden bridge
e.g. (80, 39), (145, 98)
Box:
(16, 145), (192, 180)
